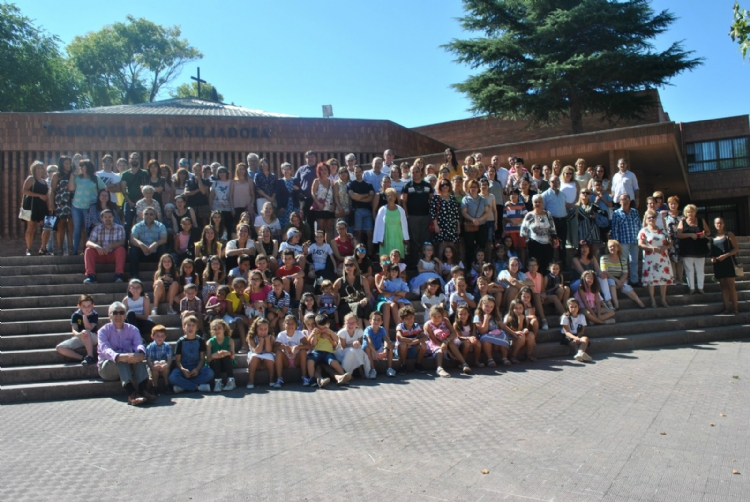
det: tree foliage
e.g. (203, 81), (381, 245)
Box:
(0, 3), (81, 111)
(170, 81), (224, 102)
(444, 0), (703, 134)
(730, 2), (750, 59)
(67, 15), (202, 106)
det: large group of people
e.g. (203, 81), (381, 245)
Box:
(18, 148), (743, 406)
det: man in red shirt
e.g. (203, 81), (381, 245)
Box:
(276, 249), (305, 307)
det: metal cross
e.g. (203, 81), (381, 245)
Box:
(191, 67), (207, 99)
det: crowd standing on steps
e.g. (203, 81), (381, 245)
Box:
(18, 149), (742, 405)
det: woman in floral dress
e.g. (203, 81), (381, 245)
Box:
(638, 209), (673, 309)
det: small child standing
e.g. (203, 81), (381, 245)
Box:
(363, 311), (396, 377)
(273, 315), (310, 387)
(395, 306), (428, 374)
(145, 324), (173, 393)
(317, 279), (339, 329)
(179, 283), (204, 335)
(206, 319), (236, 392)
(224, 278), (250, 352)
(561, 298), (592, 362)
(266, 276), (291, 333)
(56, 294), (99, 365)
(168, 315), (215, 393)
(299, 293), (318, 326)
(246, 317), (276, 389)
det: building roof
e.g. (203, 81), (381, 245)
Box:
(56, 98), (296, 118)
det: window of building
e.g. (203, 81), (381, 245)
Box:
(696, 204), (739, 234)
(686, 137), (750, 173)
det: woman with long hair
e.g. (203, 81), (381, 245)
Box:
(144, 159), (165, 207)
(68, 159), (106, 255)
(276, 162), (298, 228)
(254, 157), (276, 215)
(22, 161), (50, 255)
(49, 155), (74, 255)
(160, 164), (175, 206)
(232, 162), (255, 223)
(311, 162), (336, 241)
(87, 189), (122, 233)
(711, 217), (740, 314)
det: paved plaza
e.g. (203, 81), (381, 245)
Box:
(2, 341), (750, 502)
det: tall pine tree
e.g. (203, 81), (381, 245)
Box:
(445, 0), (702, 134)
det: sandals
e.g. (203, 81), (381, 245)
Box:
(650, 298), (658, 309)
(527, 356), (538, 362)
(660, 300), (670, 308)
(25, 249), (32, 256)
(38, 249), (48, 255)
(509, 358), (521, 365)
(487, 359), (497, 368)
(461, 363), (472, 374)
(475, 361), (485, 368)
(502, 358), (512, 366)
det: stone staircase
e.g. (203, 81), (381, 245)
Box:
(1, 238), (749, 403)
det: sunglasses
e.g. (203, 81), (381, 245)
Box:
(111, 311), (126, 316)
(345, 263), (355, 268)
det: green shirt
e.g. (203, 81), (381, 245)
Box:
(121, 169), (148, 203)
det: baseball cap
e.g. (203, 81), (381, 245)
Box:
(178, 158), (189, 167)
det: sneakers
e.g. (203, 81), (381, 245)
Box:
(574, 351), (584, 362)
(167, 307), (176, 315)
(397, 365), (408, 375)
(151, 308), (158, 316)
(213, 379), (223, 392)
(223, 378), (236, 391)
(83, 275), (97, 284)
(173, 385), (185, 394)
(318, 377), (330, 388)
(197, 383), (211, 392)
(114, 274), (125, 283)
(246, 383), (255, 389)
(386, 367), (396, 377)
(436, 367), (451, 378)
(367, 369), (377, 379)
(81, 355), (96, 366)
(414, 363), (427, 374)
(604, 318), (616, 325)
(581, 352), (593, 362)
(127, 393), (146, 406)
(462, 363), (472, 374)
(272, 378), (284, 388)
(335, 373), (352, 385)
(302, 376), (312, 386)
(541, 320), (549, 331)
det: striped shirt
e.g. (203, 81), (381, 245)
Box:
(266, 289), (290, 311)
(504, 202), (527, 233)
(89, 223), (125, 249)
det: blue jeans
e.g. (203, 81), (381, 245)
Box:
(353, 208), (373, 232)
(168, 366), (215, 391)
(619, 243), (640, 284)
(71, 206), (87, 254)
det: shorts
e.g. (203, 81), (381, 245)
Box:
(223, 314), (244, 326)
(607, 277), (633, 294)
(195, 205), (211, 219)
(307, 350), (337, 365)
(316, 210), (335, 220)
(510, 232), (527, 249)
(57, 333), (98, 351)
(285, 353), (297, 368)
(353, 208), (374, 232)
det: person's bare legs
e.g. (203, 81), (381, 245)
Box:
(510, 334), (526, 361)
(248, 357), (260, 385)
(264, 359), (275, 384)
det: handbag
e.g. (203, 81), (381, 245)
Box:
(310, 184), (331, 211)
(428, 198), (440, 233)
(18, 195), (32, 221)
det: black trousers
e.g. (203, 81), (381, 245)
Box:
(210, 356), (234, 383)
(552, 217), (568, 268)
(527, 239), (554, 274)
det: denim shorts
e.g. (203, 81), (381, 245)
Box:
(307, 350), (336, 365)
(353, 208), (374, 232)
(607, 277), (633, 293)
(397, 345), (419, 359)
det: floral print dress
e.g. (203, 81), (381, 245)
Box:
(54, 174), (72, 218)
(280, 178), (296, 228)
(638, 227), (673, 286)
(430, 194), (460, 245)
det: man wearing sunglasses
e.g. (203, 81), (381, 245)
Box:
(97, 302), (155, 406)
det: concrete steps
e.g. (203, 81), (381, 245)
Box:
(1, 236), (749, 403)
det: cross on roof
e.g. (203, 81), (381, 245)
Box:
(191, 67), (207, 99)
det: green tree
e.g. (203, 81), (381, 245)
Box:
(67, 15), (202, 106)
(444, 0), (702, 134)
(170, 81), (224, 102)
(0, 3), (81, 111)
(730, 2), (750, 59)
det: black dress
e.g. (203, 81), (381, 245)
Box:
(711, 235), (736, 279)
(30, 178), (49, 222)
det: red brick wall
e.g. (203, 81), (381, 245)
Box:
(0, 113), (448, 239)
(681, 116), (750, 143)
(412, 90), (665, 149)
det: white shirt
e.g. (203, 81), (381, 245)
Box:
(277, 330), (306, 347)
(307, 242), (333, 271)
(561, 314), (587, 335)
(495, 167), (510, 188)
(97, 170), (121, 203)
(611, 170), (639, 202)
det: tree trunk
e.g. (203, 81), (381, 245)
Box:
(569, 91), (584, 135)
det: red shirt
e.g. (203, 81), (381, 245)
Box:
(276, 265), (302, 279)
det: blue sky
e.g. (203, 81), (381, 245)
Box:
(17, 0), (750, 128)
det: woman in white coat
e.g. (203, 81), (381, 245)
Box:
(373, 188), (410, 257)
